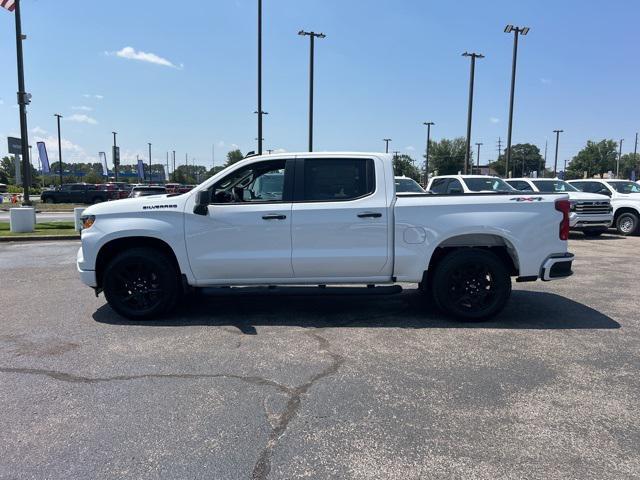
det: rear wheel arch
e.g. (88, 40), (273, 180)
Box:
(95, 236), (182, 289)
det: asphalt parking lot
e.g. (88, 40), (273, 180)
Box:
(0, 234), (638, 479)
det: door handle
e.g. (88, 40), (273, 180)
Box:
(357, 212), (382, 218)
(262, 214), (287, 220)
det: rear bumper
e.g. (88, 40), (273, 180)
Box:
(540, 253), (574, 281)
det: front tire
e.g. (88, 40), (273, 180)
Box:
(103, 247), (179, 320)
(616, 212), (638, 236)
(431, 249), (511, 321)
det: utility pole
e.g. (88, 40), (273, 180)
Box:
(392, 150), (400, 161)
(542, 140), (548, 178)
(504, 25), (530, 177)
(166, 151), (169, 182)
(172, 150), (176, 177)
(298, 30), (326, 152)
(148, 142), (152, 184)
(13, 0), (32, 204)
(553, 129), (563, 177)
(383, 138), (392, 153)
(257, 0), (263, 155)
(112, 131), (118, 181)
(54, 114), (63, 186)
(617, 139), (624, 178)
(462, 51), (484, 174)
(634, 132), (639, 180)
(423, 122), (434, 182)
(475, 142), (483, 174)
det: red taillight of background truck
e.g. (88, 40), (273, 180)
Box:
(555, 199), (571, 240)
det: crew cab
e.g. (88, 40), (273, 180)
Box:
(568, 179), (640, 235)
(506, 178), (613, 236)
(77, 153), (574, 321)
(426, 175), (515, 194)
(395, 176), (426, 193)
(41, 183), (118, 204)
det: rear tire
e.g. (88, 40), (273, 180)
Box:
(431, 249), (511, 321)
(103, 247), (180, 320)
(615, 212), (638, 236)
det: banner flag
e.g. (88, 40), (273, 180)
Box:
(99, 152), (108, 176)
(137, 159), (145, 179)
(37, 141), (50, 174)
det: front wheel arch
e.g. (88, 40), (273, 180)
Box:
(95, 236), (183, 290)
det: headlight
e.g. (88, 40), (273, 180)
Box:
(81, 215), (95, 230)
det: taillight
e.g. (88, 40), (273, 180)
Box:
(555, 199), (570, 240)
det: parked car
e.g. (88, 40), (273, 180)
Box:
(506, 178), (613, 236)
(568, 179), (640, 235)
(128, 185), (167, 198)
(78, 152), (574, 321)
(426, 175), (515, 194)
(0, 183), (7, 194)
(40, 183), (118, 204)
(395, 176), (425, 193)
(178, 184), (196, 194)
(97, 182), (130, 199)
(165, 183), (181, 194)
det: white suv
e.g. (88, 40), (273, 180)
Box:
(568, 179), (640, 235)
(507, 178), (613, 237)
(426, 175), (515, 194)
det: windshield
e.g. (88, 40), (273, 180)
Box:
(609, 181), (640, 194)
(464, 177), (514, 192)
(395, 178), (425, 193)
(531, 180), (579, 192)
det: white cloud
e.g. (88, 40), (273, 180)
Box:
(72, 105), (92, 111)
(490, 117), (500, 124)
(107, 46), (182, 69)
(540, 78), (552, 84)
(231, 143), (239, 150)
(272, 148), (287, 154)
(68, 114), (98, 125)
(82, 94), (103, 100)
(217, 141), (226, 148)
(0, 99), (4, 105)
(32, 134), (85, 161)
(405, 146), (415, 151)
(31, 126), (48, 135)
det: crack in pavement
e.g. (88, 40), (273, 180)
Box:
(0, 367), (292, 394)
(251, 330), (345, 480)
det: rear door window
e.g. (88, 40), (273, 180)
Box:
(446, 179), (464, 194)
(301, 158), (374, 201)
(429, 178), (448, 194)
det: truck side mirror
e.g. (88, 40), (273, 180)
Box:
(193, 190), (210, 216)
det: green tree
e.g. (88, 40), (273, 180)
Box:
(619, 153), (640, 180)
(393, 154), (420, 181)
(566, 140), (618, 179)
(225, 149), (244, 167)
(0, 155), (40, 186)
(493, 143), (544, 177)
(428, 137), (467, 175)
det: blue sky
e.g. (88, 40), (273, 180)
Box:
(0, 0), (638, 170)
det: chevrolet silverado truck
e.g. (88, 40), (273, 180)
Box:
(77, 152), (574, 321)
(568, 179), (640, 235)
(506, 178), (613, 236)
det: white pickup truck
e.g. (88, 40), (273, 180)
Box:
(77, 152), (574, 321)
(506, 178), (613, 237)
(568, 179), (640, 235)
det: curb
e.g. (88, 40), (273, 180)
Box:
(0, 235), (80, 242)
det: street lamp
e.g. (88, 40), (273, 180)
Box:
(617, 138), (624, 178)
(462, 52), (484, 174)
(504, 25), (530, 177)
(298, 30), (326, 152)
(553, 129), (563, 177)
(383, 138), (392, 154)
(148, 142), (152, 184)
(54, 114), (63, 186)
(257, 0), (263, 155)
(423, 123), (434, 182)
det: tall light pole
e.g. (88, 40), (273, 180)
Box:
(54, 114), (63, 186)
(423, 122), (434, 182)
(112, 131), (118, 181)
(148, 142), (152, 184)
(462, 52), (484, 174)
(257, 0), (263, 155)
(172, 150), (176, 177)
(298, 30), (326, 152)
(383, 138), (392, 153)
(553, 129), (563, 177)
(475, 142), (483, 174)
(617, 139), (624, 178)
(13, 0), (32, 203)
(634, 132), (639, 180)
(504, 25), (530, 177)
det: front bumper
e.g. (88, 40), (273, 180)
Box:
(540, 253), (574, 281)
(569, 212), (613, 229)
(77, 246), (97, 287)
